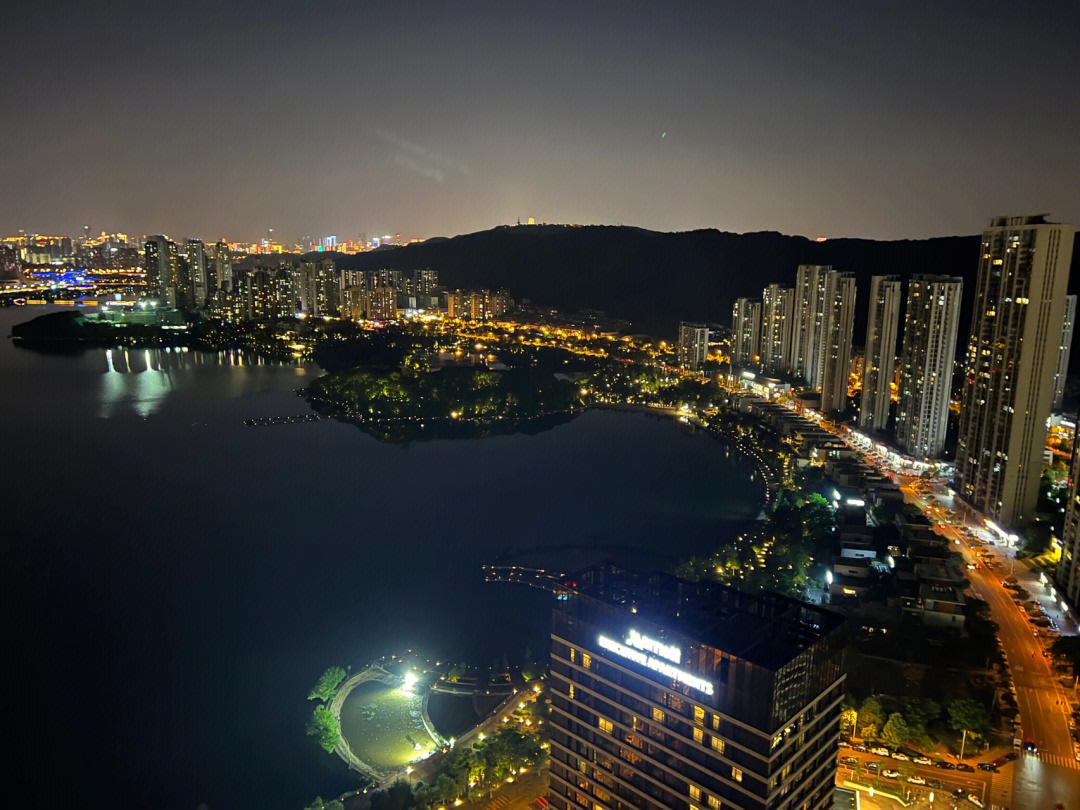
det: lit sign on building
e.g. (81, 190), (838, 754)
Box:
(625, 629), (681, 663)
(598, 633), (715, 696)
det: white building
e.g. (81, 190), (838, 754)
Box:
(1052, 294), (1077, 412)
(956, 215), (1074, 525)
(819, 271), (857, 414)
(761, 284), (795, 374)
(858, 275), (902, 432)
(895, 275), (963, 459)
(678, 321), (709, 369)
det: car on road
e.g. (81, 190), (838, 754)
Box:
(891, 751), (910, 761)
(908, 775), (926, 785)
(913, 755), (933, 765)
(977, 762), (998, 772)
(1023, 739), (1038, 753)
(871, 746), (890, 756)
(882, 769), (900, 779)
(935, 760), (956, 769)
(957, 762), (975, 772)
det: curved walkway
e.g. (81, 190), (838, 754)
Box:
(328, 664), (400, 780)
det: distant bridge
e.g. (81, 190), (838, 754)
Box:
(482, 565), (572, 593)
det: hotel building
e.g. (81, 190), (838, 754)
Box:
(548, 564), (846, 810)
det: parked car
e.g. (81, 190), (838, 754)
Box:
(867, 761), (881, 773)
(892, 752), (910, 761)
(1002, 751), (1019, 762)
(838, 739), (850, 748)
(882, 769), (900, 779)
(977, 762), (998, 772)
(927, 779), (945, 789)
(854, 744), (869, 753)
(913, 755), (933, 765)
(871, 746), (890, 757)
(908, 775), (926, 785)
(957, 762), (975, 772)
(935, 760), (956, 769)
(968, 795), (985, 808)
(841, 756), (859, 766)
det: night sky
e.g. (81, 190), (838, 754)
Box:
(4, 0), (1078, 242)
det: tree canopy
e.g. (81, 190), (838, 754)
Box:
(306, 704), (341, 753)
(309, 666), (347, 702)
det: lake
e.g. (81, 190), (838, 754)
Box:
(0, 306), (761, 810)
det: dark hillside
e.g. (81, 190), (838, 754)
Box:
(328, 225), (1080, 340)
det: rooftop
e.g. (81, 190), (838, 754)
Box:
(567, 563), (845, 672)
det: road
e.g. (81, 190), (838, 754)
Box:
(899, 480), (1076, 764)
(890, 478), (1080, 808)
(793, 408), (1080, 808)
(836, 745), (1006, 807)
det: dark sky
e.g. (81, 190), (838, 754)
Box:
(4, 0), (1078, 242)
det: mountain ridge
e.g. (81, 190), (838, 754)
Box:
(322, 224), (1080, 340)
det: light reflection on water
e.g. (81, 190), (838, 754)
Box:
(98, 345), (307, 418)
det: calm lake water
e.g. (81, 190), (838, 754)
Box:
(1, 306), (760, 810)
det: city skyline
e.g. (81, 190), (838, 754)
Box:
(3, 1), (1078, 242)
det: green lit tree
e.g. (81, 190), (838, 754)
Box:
(306, 704), (341, 753)
(857, 696), (885, 741)
(880, 712), (910, 749)
(948, 698), (990, 760)
(308, 666), (347, 702)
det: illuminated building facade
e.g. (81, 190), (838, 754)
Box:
(548, 564), (845, 810)
(1051, 294), (1077, 412)
(895, 275), (963, 459)
(678, 322), (710, 370)
(955, 215), (1075, 525)
(790, 265), (832, 387)
(760, 284), (794, 375)
(818, 271), (856, 414)
(858, 275), (901, 432)
(732, 298), (762, 368)
(185, 239), (209, 308)
(1056, 420), (1080, 605)
(144, 235), (182, 307)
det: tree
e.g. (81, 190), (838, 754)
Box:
(840, 706), (858, 738)
(857, 696), (885, 741)
(1052, 635), (1080, 671)
(948, 698), (990, 760)
(308, 666), (347, 702)
(881, 713), (910, 749)
(306, 704), (341, 753)
(369, 780), (416, 810)
(305, 798), (344, 810)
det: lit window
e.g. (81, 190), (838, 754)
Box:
(712, 714), (720, 730)
(708, 797), (720, 810)
(694, 706), (706, 724)
(568, 684), (575, 700)
(598, 718), (613, 734)
(652, 707), (665, 723)
(569, 648), (576, 663)
(693, 727), (704, 744)
(689, 785), (701, 800)
(582, 653), (592, 670)
(732, 767), (743, 782)
(711, 736), (725, 755)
